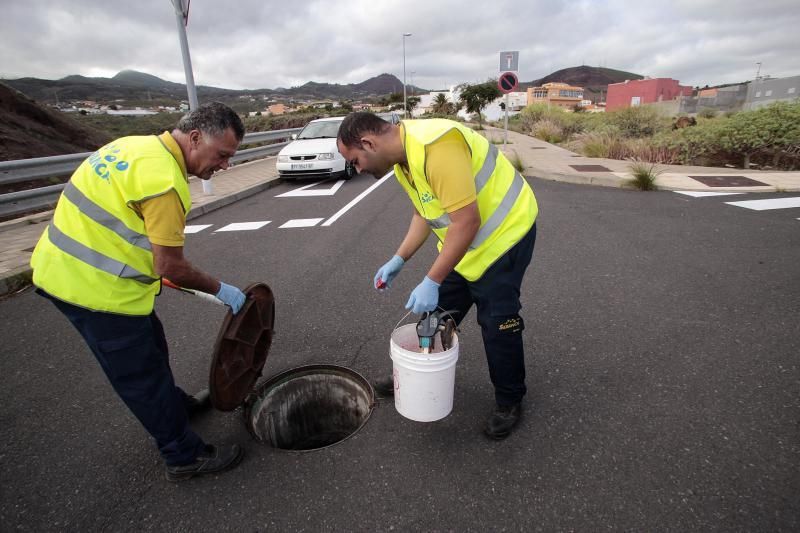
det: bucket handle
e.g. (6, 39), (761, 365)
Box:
(392, 307), (460, 333)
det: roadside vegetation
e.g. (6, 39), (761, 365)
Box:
(626, 159), (663, 191)
(503, 100), (800, 170)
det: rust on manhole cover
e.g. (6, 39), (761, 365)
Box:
(689, 175), (768, 187)
(570, 165), (612, 172)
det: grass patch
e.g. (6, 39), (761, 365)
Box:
(626, 159), (663, 190)
(506, 151), (525, 173)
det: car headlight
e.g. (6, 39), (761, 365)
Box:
(278, 155), (289, 163)
(318, 153), (334, 160)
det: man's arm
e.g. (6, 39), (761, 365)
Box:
(395, 211), (432, 261)
(152, 243), (220, 295)
(426, 201), (480, 283)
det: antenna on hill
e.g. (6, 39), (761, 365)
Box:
(755, 62), (762, 81)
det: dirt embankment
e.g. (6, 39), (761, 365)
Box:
(0, 82), (112, 163)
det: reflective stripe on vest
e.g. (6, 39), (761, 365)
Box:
(421, 143), (523, 250)
(62, 181), (152, 251)
(471, 170), (525, 248)
(46, 223), (158, 284)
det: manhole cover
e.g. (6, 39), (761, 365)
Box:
(689, 175), (768, 187)
(245, 365), (375, 451)
(570, 164), (612, 172)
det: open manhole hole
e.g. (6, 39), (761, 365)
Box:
(208, 283), (375, 452)
(244, 365), (375, 451)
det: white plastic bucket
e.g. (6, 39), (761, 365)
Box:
(389, 323), (459, 422)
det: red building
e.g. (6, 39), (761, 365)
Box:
(606, 78), (693, 111)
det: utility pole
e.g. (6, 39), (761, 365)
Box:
(402, 33), (412, 118)
(170, 0), (212, 194)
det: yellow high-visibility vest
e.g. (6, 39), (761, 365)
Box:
(394, 119), (537, 281)
(31, 135), (191, 315)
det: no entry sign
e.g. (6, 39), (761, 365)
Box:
(498, 71), (518, 94)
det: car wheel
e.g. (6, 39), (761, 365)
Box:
(344, 161), (356, 180)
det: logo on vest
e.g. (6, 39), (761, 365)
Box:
(420, 192), (434, 204)
(88, 144), (130, 181)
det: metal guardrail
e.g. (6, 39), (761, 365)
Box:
(0, 127), (301, 219)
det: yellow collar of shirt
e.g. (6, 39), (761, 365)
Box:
(158, 131), (188, 180)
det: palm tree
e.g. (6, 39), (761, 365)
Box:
(431, 93), (450, 114)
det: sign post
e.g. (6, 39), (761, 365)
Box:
(498, 51), (519, 148)
(497, 71), (518, 147)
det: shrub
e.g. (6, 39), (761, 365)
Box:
(626, 159), (663, 190)
(506, 150), (525, 172)
(532, 119), (564, 143)
(715, 101), (800, 168)
(607, 105), (668, 138)
(698, 108), (717, 119)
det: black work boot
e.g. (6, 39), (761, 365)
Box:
(184, 389), (212, 418)
(372, 375), (395, 398)
(484, 403), (522, 440)
(165, 444), (244, 482)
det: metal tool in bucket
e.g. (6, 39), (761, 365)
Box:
(390, 309), (461, 422)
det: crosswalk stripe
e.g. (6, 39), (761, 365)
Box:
(275, 180), (345, 197)
(185, 224), (212, 234)
(675, 191), (745, 198)
(279, 218), (324, 228)
(724, 197), (800, 211)
(215, 221), (271, 232)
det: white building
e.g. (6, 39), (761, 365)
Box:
(412, 90), (457, 117)
(457, 91), (527, 122)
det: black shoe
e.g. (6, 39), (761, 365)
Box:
(372, 375), (395, 397)
(165, 444), (244, 482)
(184, 389), (212, 418)
(484, 403), (522, 440)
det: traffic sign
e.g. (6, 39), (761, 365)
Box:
(498, 71), (518, 94)
(499, 51), (519, 72)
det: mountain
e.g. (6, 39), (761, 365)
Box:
(520, 65), (644, 101)
(0, 82), (111, 162)
(2, 70), (424, 105)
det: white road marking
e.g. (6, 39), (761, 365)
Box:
(275, 180), (345, 197)
(215, 221), (271, 232)
(184, 224), (212, 234)
(279, 218), (324, 228)
(322, 171), (394, 227)
(675, 191), (745, 198)
(724, 197), (800, 211)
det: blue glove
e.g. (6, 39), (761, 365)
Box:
(405, 276), (441, 314)
(373, 255), (405, 290)
(216, 282), (246, 314)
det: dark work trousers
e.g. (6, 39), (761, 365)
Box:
(39, 290), (206, 466)
(438, 223), (537, 406)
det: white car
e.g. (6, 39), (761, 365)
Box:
(275, 117), (352, 180)
(275, 113), (400, 181)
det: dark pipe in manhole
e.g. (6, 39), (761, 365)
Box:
(245, 364), (376, 451)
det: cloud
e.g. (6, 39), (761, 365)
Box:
(2, 0), (798, 91)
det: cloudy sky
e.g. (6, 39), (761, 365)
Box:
(2, 0), (798, 91)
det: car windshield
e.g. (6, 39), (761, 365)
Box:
(297, 120), (342, 139)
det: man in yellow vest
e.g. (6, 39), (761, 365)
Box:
(337, 112), (538, 440)
(31, 102), (248, 481)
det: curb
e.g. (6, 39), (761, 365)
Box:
(187, 176), (283, 221)
(0, 265), (33, 300)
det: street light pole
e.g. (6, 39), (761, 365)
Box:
(402, 33), (412, 118)
(170, 0), (213, 194)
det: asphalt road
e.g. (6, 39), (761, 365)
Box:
(1, 174), (798, 531)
